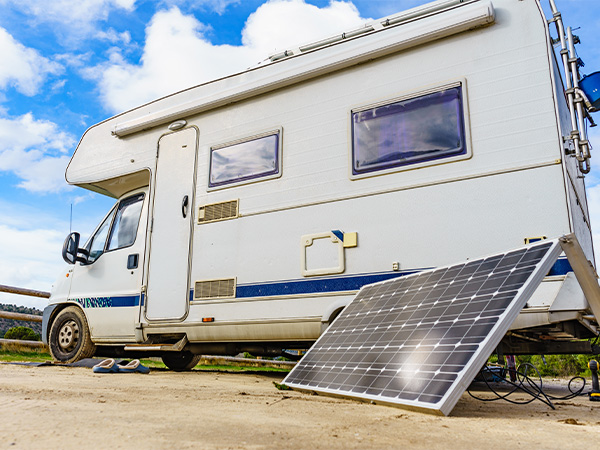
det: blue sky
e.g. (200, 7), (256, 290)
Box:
(0, 0), (598, 309)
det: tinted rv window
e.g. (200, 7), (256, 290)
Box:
(107, 193), (144, 251)
(209, 132), (279, 188)
(352, 86), (466, 174)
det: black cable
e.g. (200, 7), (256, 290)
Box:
(546, 375), (586, 401)
(468, 363), (586, 409)
(469, 363), (555, 408)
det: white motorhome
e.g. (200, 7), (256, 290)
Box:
(42, 0), (600, 369)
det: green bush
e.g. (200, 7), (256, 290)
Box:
(3, 326), (41, 341)
(487, 353), (595, 377)
(516, 354), (591, 377)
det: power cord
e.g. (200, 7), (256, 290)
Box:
(468, 363), (586, 409)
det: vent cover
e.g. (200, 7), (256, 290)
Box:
(198, 200), (239, 224)
(194, 278), (236, 300)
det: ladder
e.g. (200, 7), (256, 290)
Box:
(548, 0), (592, 174)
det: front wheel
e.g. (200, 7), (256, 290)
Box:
(162, 352), (201, 371)
(49, 306), (96, 364)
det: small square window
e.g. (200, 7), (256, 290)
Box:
(352, 85), (466, 175)
(209, 131), (280, 188)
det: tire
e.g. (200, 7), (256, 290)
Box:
(49, 306), (96, 364)
(162, 352), (201, 371)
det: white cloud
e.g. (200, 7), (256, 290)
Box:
(0, 199), (70, 309)
(85, 7), (256, 112)
(0, 224), (65, 309)
(73, 193), (95, 205)
(0, 0), (136, 44)
(96, 29), (132, 46)
(88, 0), (369, 112)
(0, 193), (114, 310)
(55, 52), (95, 71)
(242, 0), (365, 54)
(0, 27), (63, 96)
(0, 112), (75, 193)
(160, 0), (241, 15)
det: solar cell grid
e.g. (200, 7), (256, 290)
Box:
(284, 240), (561, 415)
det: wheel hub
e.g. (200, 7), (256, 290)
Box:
(58, 320), (79, 351)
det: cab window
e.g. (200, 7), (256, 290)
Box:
(107, 194), (144, 251)
(84, 193), (145, 264)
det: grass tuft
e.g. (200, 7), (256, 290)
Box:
(0, 348), (52, 363)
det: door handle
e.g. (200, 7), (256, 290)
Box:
(127, 254), (139, 269)
(182, 195), (189, 218)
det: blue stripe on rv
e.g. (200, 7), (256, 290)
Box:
(235, 270), (420, 298)
(73, 259), (573, 307)
(233, 258), (572, 299)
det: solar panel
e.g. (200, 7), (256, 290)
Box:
(283, 239), (563, 415)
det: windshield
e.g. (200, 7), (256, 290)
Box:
(82, 193), (145, 264)
(107, 194), (144, 250)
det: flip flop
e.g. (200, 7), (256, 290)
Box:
(117, 359), (150, 374)
(92, 358), (119, 373)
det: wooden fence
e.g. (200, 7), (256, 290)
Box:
(0, 284), (49, 349)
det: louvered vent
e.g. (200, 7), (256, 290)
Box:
(198, 199), (239, 224)
(194, 278), (236, 300)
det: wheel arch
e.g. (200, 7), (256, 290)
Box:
(42, 302), (87, 344)
(319, 298), (350, 335)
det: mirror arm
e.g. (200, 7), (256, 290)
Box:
(75, 255), (89, 264)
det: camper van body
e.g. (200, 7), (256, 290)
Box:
(43, 0), (598, 365)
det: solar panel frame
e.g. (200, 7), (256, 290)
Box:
(283, 238), (563, 415)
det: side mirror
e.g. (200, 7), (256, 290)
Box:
(62, 232), (87, 265)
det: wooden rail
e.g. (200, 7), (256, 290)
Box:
(0, 311), (43, 323)
(0, 338), (46, 349)
(0, 284), (50, 299)
(0, 284), (48, 349)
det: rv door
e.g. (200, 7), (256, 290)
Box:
(145, 127), (197, 321)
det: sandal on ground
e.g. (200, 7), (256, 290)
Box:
(92, 359), (119, 373)
(117, 359), (150, 374)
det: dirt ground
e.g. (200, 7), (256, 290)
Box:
(0, 363), (597, 449)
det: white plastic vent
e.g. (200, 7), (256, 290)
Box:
(198, 200), (239, 224)
(194, 278), (236, 300)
